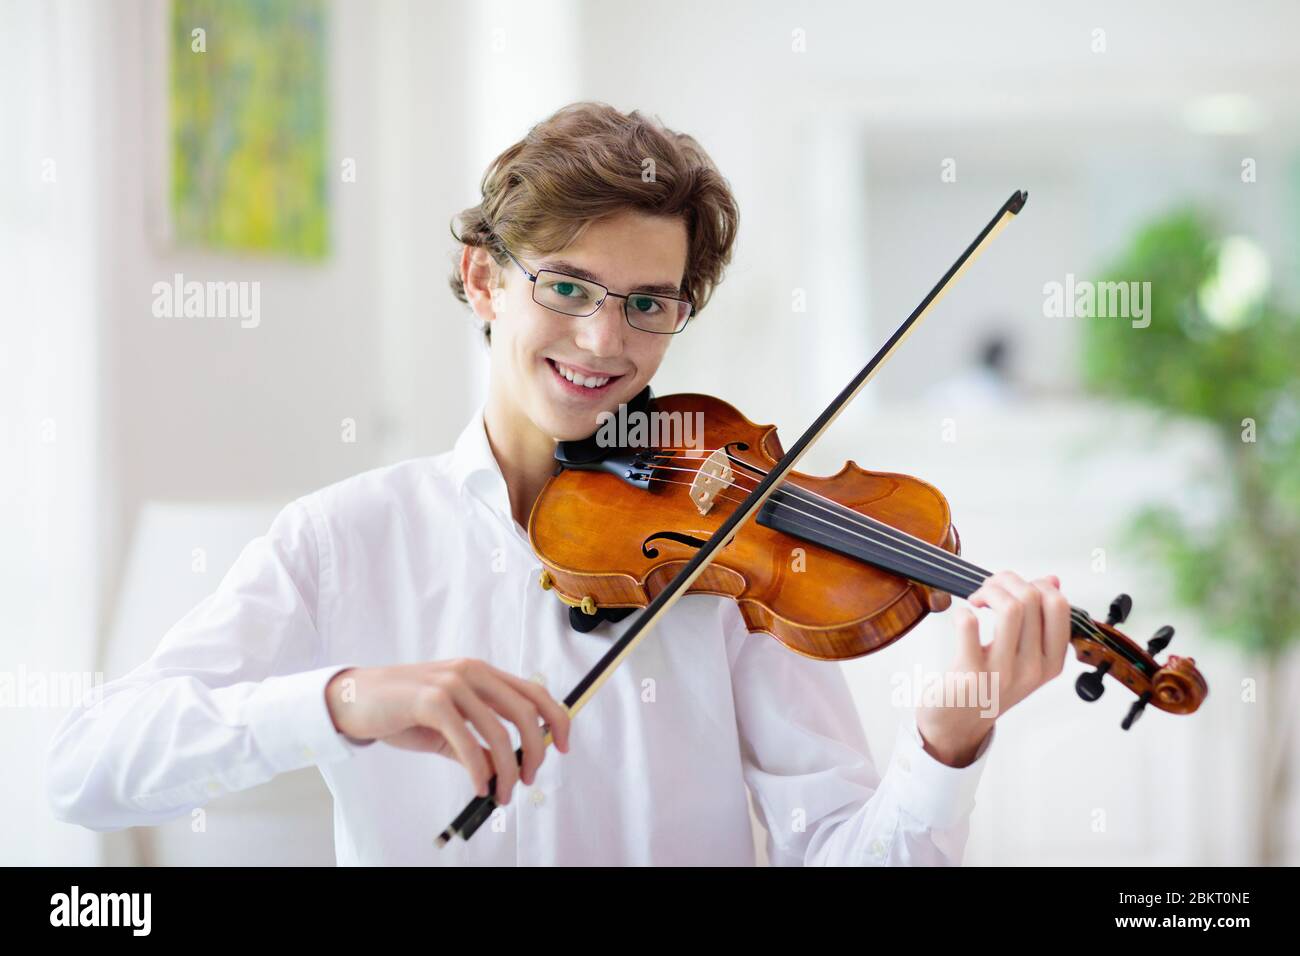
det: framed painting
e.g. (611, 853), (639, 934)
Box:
(166, 0), (329, 258)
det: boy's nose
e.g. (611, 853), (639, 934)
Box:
(573, 296), (625, 358)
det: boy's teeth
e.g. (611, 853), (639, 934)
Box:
(554, 362), (611, 389)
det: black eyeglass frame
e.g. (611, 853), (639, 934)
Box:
(496, 243), (696, 335)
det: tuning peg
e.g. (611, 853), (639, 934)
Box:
(1147, 625), (1174, 656)
(1122, 691), (1153, 730)
(1075, 660), (1112, 702)
(1107, 594), (1133, 626)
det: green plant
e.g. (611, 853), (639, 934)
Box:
(1082, 209), (1300, 863)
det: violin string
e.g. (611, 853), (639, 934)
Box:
(645, 465), (1125, 660)
(654, 454), (1098, 617)
(650, 472), (1123, 661)
(654, 467), (1081, 605)
(650, 444), (1128, 660)
(706, 467), (1125, 655)
(649, 450), (998, 582)
(654, 463), (995, 597)
(651, 461), (1003, 594)
(649, 462), (990, 586)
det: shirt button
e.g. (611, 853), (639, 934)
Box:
(302, 746), (316, 761)
(207, 780), (221, 794)
(870, 838), (886, 858)
(530, 789), (546, 806)
(529, 673), (546, 686)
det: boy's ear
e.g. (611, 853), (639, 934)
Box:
(461, 246), (502, 325)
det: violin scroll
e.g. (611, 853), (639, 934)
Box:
(1070, 596), (1207, 729)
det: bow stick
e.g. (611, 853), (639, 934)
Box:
(436, 189), (1029, 845)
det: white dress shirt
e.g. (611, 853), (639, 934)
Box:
(47, 407), (994, 865)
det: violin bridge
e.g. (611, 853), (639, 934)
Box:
(689, 448), (733, 516)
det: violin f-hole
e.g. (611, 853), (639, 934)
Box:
(642, 531), (711, 559)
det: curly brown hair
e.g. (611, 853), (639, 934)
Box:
(449, 101), (740, 341)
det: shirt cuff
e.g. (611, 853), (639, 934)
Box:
(885, 718), (995, 830)
(242, 665), (375, 773)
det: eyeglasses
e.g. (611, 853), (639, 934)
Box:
(497, 244), (695, 335)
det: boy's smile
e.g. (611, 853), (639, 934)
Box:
(543, 357), (624, 398)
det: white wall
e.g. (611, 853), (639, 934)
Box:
(101, 1), (476, 612)
(1, 0), (109, 867)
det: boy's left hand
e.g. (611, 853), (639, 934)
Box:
(915, 571), (1073, 767)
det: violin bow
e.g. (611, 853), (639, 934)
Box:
(436, 189), (1029, 846)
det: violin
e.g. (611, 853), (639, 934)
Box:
(531, 388), (1207, 716)
(436, 189), (1208, 846)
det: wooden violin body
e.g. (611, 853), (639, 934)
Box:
(529, 392), (1207, 721)
(530, 393), (955, 661)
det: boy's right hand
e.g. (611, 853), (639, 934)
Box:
(324, 660), (571, 805)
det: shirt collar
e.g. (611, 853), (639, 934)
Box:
(449, 405), (513, 518)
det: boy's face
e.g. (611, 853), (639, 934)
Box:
(485, 210), (689, 442)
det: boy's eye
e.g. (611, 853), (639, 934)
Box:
(550, 281), (587, 299)
(629, 295), (662, 314)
